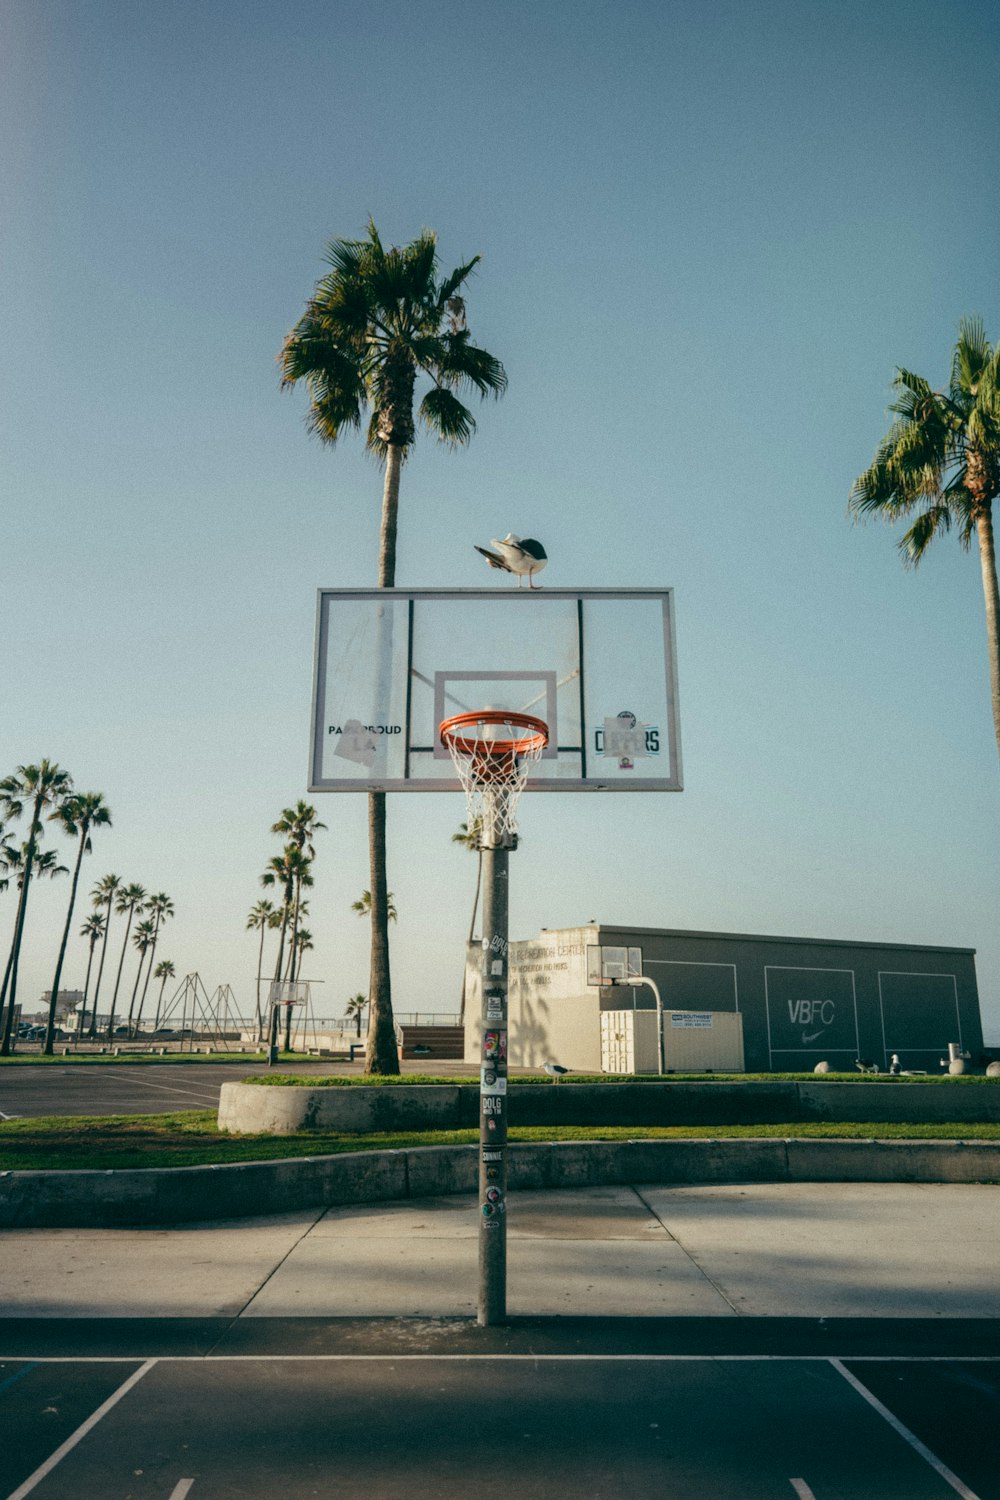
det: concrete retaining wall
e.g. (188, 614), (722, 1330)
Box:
(2, 1138), (997, 1229)
(218, 1079), (1000, 1134)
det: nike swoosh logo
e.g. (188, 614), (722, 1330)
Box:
(802, 1031), (825, 1044)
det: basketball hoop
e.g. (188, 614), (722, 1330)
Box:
(440, 710), (548, 847)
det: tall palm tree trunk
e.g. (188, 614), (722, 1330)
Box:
(376, 442), (402, 590)
(154, 971), (172, 1032)
(268, 883), (293, 1054)
(272, 882), (293, 984)
(80, 938), (98, 1037)
(365, 442), (403, 1075)
(126, 950), (147, 1036)
(254, 925), (266, 1041)
(0, 908), (22, 1054)
(974, 504), (1000, 760)
(88, 900), (114, 1039)
(106, 909), (136, 1040)
(44, 822), (90, 1054)
(365, 791), (397, 1072)
(285, 880), (302, 982)
(1, 821), (38, 1054)
(135, 913), (162, 1033)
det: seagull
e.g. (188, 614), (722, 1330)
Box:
(475, 534), (548, 588)
(543, 1061), (569, 1083)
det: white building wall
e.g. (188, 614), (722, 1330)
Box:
(464, 926), (603, 1071)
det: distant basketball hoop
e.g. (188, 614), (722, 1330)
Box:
(440, 710), (548, 847)
(269, 981), (309, 1008)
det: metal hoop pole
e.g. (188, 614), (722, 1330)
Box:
(478, 837), (509, 1326)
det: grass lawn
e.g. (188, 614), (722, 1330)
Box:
(2, 1111), (1000, 1171)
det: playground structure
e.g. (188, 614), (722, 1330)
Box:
(151, 973), (252, 1051)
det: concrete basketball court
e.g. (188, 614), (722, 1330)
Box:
(1, 1181), (998, 1497)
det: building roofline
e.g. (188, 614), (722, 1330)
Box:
(535, 923), (976, 957)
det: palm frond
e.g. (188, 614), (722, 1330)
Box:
(430, 332), (508, 397)
(436, 257), (481, 310)
(953, 316), (990, 395)
(322, 233), (369, 281)
(420, 386), (476, 446)
(897, 504), (951, 566)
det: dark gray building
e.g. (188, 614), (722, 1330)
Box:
(589, 925), (984, 1072)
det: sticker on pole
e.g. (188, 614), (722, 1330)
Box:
(483, 1029), (507, 1061)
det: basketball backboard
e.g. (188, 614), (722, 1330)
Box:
(587, 945), (644, 984)
(309, 588), (682, 792)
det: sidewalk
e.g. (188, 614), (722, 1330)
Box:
(2, 1181), (997, 1321)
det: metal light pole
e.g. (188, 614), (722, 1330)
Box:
(439, 709), (548, 1330)
(478, 838), (510, 1326)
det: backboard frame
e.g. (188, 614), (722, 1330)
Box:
(309, 587), (682, 793)
(587, 945), (644, 985)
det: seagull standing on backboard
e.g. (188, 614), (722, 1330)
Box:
(474, 534), (548, 588)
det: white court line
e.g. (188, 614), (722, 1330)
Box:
(5, 1360), (156, 1499)
(169, 1481), (194, 1499)
(96, 1075), (221, 1103)
(789, 1482), (816, 1500)
(831, 1359), (982, 1500)
(4, 1353), (999, 1364)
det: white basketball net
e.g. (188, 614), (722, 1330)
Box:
(443, 717), (546, 847)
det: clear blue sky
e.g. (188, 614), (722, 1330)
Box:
(3, 0), (999, 1039)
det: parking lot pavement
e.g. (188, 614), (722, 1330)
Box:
(0, 1057), (481, 1119)
(0, 1062), (309, 1118)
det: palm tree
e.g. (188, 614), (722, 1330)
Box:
(271, 802), (326, 857)
(43, 791), (112, 1054)
(292, 927), (313, 976)
(134, 892), (174, 1035)
(0, 760), (74, 1054)
(0, 845), (69, 1044)
(282, 926), (315, 1053)
(126, 918), (156, 1036)
(851, 316), (1000, 761)
(106, 883), (146, 1039)
(247, 897), (276, 1040)
(0, 830), (17, 893)
(0, 835), (19, 1030)
(452, 818), (484, 1024)
(152, 958), (176, 1031)
(280, 220), (506, 1074)
(345, 992), (367, 1038)
(351, 888), (398, 922)
(87, 873), (121, 1038)
(271, 804), (325, 982)
(261, 847), (313, 987)
(78, 911), (105, 1036)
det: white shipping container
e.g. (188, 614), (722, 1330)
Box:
(600, 1009), (745, 1074)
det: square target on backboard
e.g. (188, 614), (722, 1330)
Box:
(309, 588), (682, 792)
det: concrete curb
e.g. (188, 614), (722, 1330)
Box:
(2, 1138), (998, 1228)
(218, 1079), (1000, 1134)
